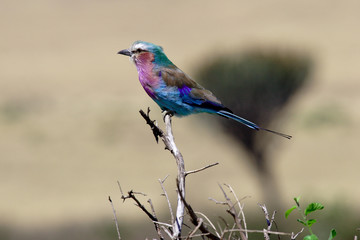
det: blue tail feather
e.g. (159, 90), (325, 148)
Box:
(217, 110), (260, 130)
(216, 110), (292, 139)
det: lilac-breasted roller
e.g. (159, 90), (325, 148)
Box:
(118, 41), (291, 139)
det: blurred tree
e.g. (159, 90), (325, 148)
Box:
(196, 48), (312, 206)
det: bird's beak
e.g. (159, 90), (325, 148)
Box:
(117, 49), (131, 56)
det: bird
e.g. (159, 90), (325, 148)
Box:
(118, 41), (291, 139)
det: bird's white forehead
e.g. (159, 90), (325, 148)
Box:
(130, 42), (148, 51)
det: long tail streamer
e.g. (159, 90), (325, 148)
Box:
(217, 110), (292, 139)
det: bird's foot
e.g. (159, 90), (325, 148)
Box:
(162, 110), (174, 121)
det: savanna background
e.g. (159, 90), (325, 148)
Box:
(1, 0), (359, 239)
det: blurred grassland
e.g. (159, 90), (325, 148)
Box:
(1, 0), (360, 238)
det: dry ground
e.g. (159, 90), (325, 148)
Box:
(0, 0), (359, 235)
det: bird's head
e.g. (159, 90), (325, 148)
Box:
(118, 41), (173, 67)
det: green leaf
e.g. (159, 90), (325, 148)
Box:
(305, 202), (324, 216)
(294, 196), (301, 207)
(297, 219), (307, 226)
(307, 219), (317, 227)
(328, 228), (337, 240)
(304, 234), (319, 240)
(285, 206), (297, 218)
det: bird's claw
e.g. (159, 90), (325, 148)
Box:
(162, 110), (174, 121)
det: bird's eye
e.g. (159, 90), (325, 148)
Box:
(131, 48), (147, 54)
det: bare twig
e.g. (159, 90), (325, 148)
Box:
(185, 218), (204, 240)
(148, 199), (156, 217)
(258, 203), (271, 228)
(120, 189), (164, 240)
(161, 226), (174, 239)
(216, 221), (225, 238)
(159, 175), (175, 225)
(182, 232), (210, 239)
(118, 181), (147, 201)
(225, 184), (248, 239)
(195, 211), (220, 237)
(263, 229), (270, 240)
(108, 196), (121, 240)
(148, 199), (165, 240)
(185, 162), (219, 176)
(228, 223), (237, 240)
(291, 228), (304, 239)
(218, 184), (247, 240)
(154, 221), (173, 228)
(208, 197), (228, 205)
(177, 183), (220, 240)
(258, 203), (279, 240)
(225, 228), (294, 236)
(122, 191), (153, 219)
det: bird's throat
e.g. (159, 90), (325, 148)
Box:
(135, 52), (158, 98)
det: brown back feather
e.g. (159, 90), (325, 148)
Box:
(158, 67), (223, 106)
